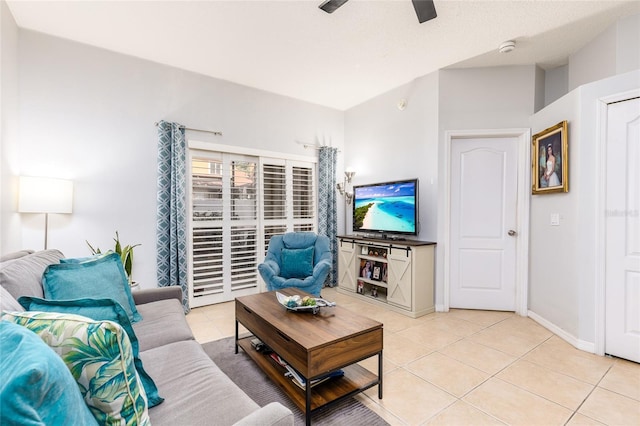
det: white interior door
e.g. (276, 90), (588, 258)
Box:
(605, 97), (640, 363)
(449, 137), (518, 311)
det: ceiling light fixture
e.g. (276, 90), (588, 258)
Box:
(499, 40), (516, 53)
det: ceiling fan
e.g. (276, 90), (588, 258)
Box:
(319, 0), (437, 24)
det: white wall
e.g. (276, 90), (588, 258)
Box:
(528, 91), (581, 339)
(435, 65), (539, 308)
(616, 13), (640, 75)
(529, 69), (640, 348)
(569, 13), (640, 92)
(545, 65), (568, 107)
(0, 0), (20, 254)
(344, 72), (440, 240)
(5, 29), (344, 288)
(568, 24), (617, 92)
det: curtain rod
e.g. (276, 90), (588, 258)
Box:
(295, 140), (341, 152)
(155, 122), (222, 136)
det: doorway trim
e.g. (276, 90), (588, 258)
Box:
(443, 128), (531, 315)
(594, 88), (640, 356)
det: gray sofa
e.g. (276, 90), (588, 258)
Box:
(0, 249), (293, 426)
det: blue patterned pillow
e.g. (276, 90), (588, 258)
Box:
(0, 321), (99, 426)
(43, 252), (142, 323)
(280, 246), (314, 279)
(18, 296), (163, 408)
(2, 311), (150, 425)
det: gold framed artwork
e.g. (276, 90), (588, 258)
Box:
(532, 120), (568, 194)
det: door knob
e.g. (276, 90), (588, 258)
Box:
(508, 230), (517, 236)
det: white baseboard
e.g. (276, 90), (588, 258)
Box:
(528, 310), (596, 354)
(435, 304), (447, 312)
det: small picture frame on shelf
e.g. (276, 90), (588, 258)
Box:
(371, 286), (378, 298)
(361, 246), (369, 255)
(372, 265), (381, 281)
(357, 280), (364, 294)
(360, 260), (373, 279)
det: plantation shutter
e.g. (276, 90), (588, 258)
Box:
(191, 158), (224, 299)
(188, 146), (317, 307)
(292, 164), (315, 232)
(189, 153), (259, 307)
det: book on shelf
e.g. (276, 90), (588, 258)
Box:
(269, 352), (344, 389)
(285, 369), (345, 390)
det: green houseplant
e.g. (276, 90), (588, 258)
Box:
(87, 231), (141, 285)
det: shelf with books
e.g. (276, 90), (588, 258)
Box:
(269, 352), (344, 390)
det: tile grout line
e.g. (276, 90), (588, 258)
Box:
(563, 361), (619, 425)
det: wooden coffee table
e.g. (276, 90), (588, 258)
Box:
(235, 287), (383, 425)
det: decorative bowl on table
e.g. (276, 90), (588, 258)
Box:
(276, 292), (336, 314)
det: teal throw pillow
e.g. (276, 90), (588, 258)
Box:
(42, 252), (142, 323)
(2, 311), (151, 426)
(0, 321), (99, 426)
(18, 296), (163, 408)
(280, 246), (314, 279)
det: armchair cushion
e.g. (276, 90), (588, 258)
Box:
(280, 246), (314, 279)
(282, 232), (317, 249)
(258, 232), (332, 296)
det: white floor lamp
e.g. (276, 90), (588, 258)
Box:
(18, 176), (73, 249)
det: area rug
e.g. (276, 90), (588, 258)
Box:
(202, 337), (389, 426)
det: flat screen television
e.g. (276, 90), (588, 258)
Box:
(352, 179), (419, 237)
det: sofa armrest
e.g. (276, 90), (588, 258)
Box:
(233, 402), (293, 426)
(132, 287), (182, 305)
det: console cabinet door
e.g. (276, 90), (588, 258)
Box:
(387, 249), (412, 309)
(338, 241), (357, 292)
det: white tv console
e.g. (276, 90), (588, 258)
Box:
(337, 235), (435, 318)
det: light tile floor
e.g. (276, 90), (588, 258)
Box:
(186, 287), (640, 426)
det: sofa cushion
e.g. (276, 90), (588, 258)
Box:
(18, 296), (163, 408)
(280, 246), (314, 279)
(2, 311), (151, 426)
(0, 321), (99, 426)
(0, 249), (34, 262)
(141, 340), (260, 425)
(0, 249), (64, 299)
(42, 252), (142, 323)
(133, 299), (194, 352)
(1, 286), (24, 312)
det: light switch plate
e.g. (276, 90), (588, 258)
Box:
(550, 213), (560, 226)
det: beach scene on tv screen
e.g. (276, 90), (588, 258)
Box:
(354, 182), (416, 233)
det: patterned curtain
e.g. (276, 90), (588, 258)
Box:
(318, 146), (338, 287)
(156, 120), (189, 312)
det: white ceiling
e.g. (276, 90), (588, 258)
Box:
(6, 0), (640, 110)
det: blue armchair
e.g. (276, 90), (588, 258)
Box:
(258, 232), (332, 297)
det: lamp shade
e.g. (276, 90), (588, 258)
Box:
(19, 176), (73, 214)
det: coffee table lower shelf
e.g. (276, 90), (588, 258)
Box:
(237, 337), (379, 414)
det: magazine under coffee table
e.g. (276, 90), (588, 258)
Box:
(235, 288), (383, 426)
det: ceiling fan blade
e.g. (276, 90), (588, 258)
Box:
(412, 0), (437, 23)
(319, 0), (349, 14)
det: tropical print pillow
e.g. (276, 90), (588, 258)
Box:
(1, 311), (150, 426)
